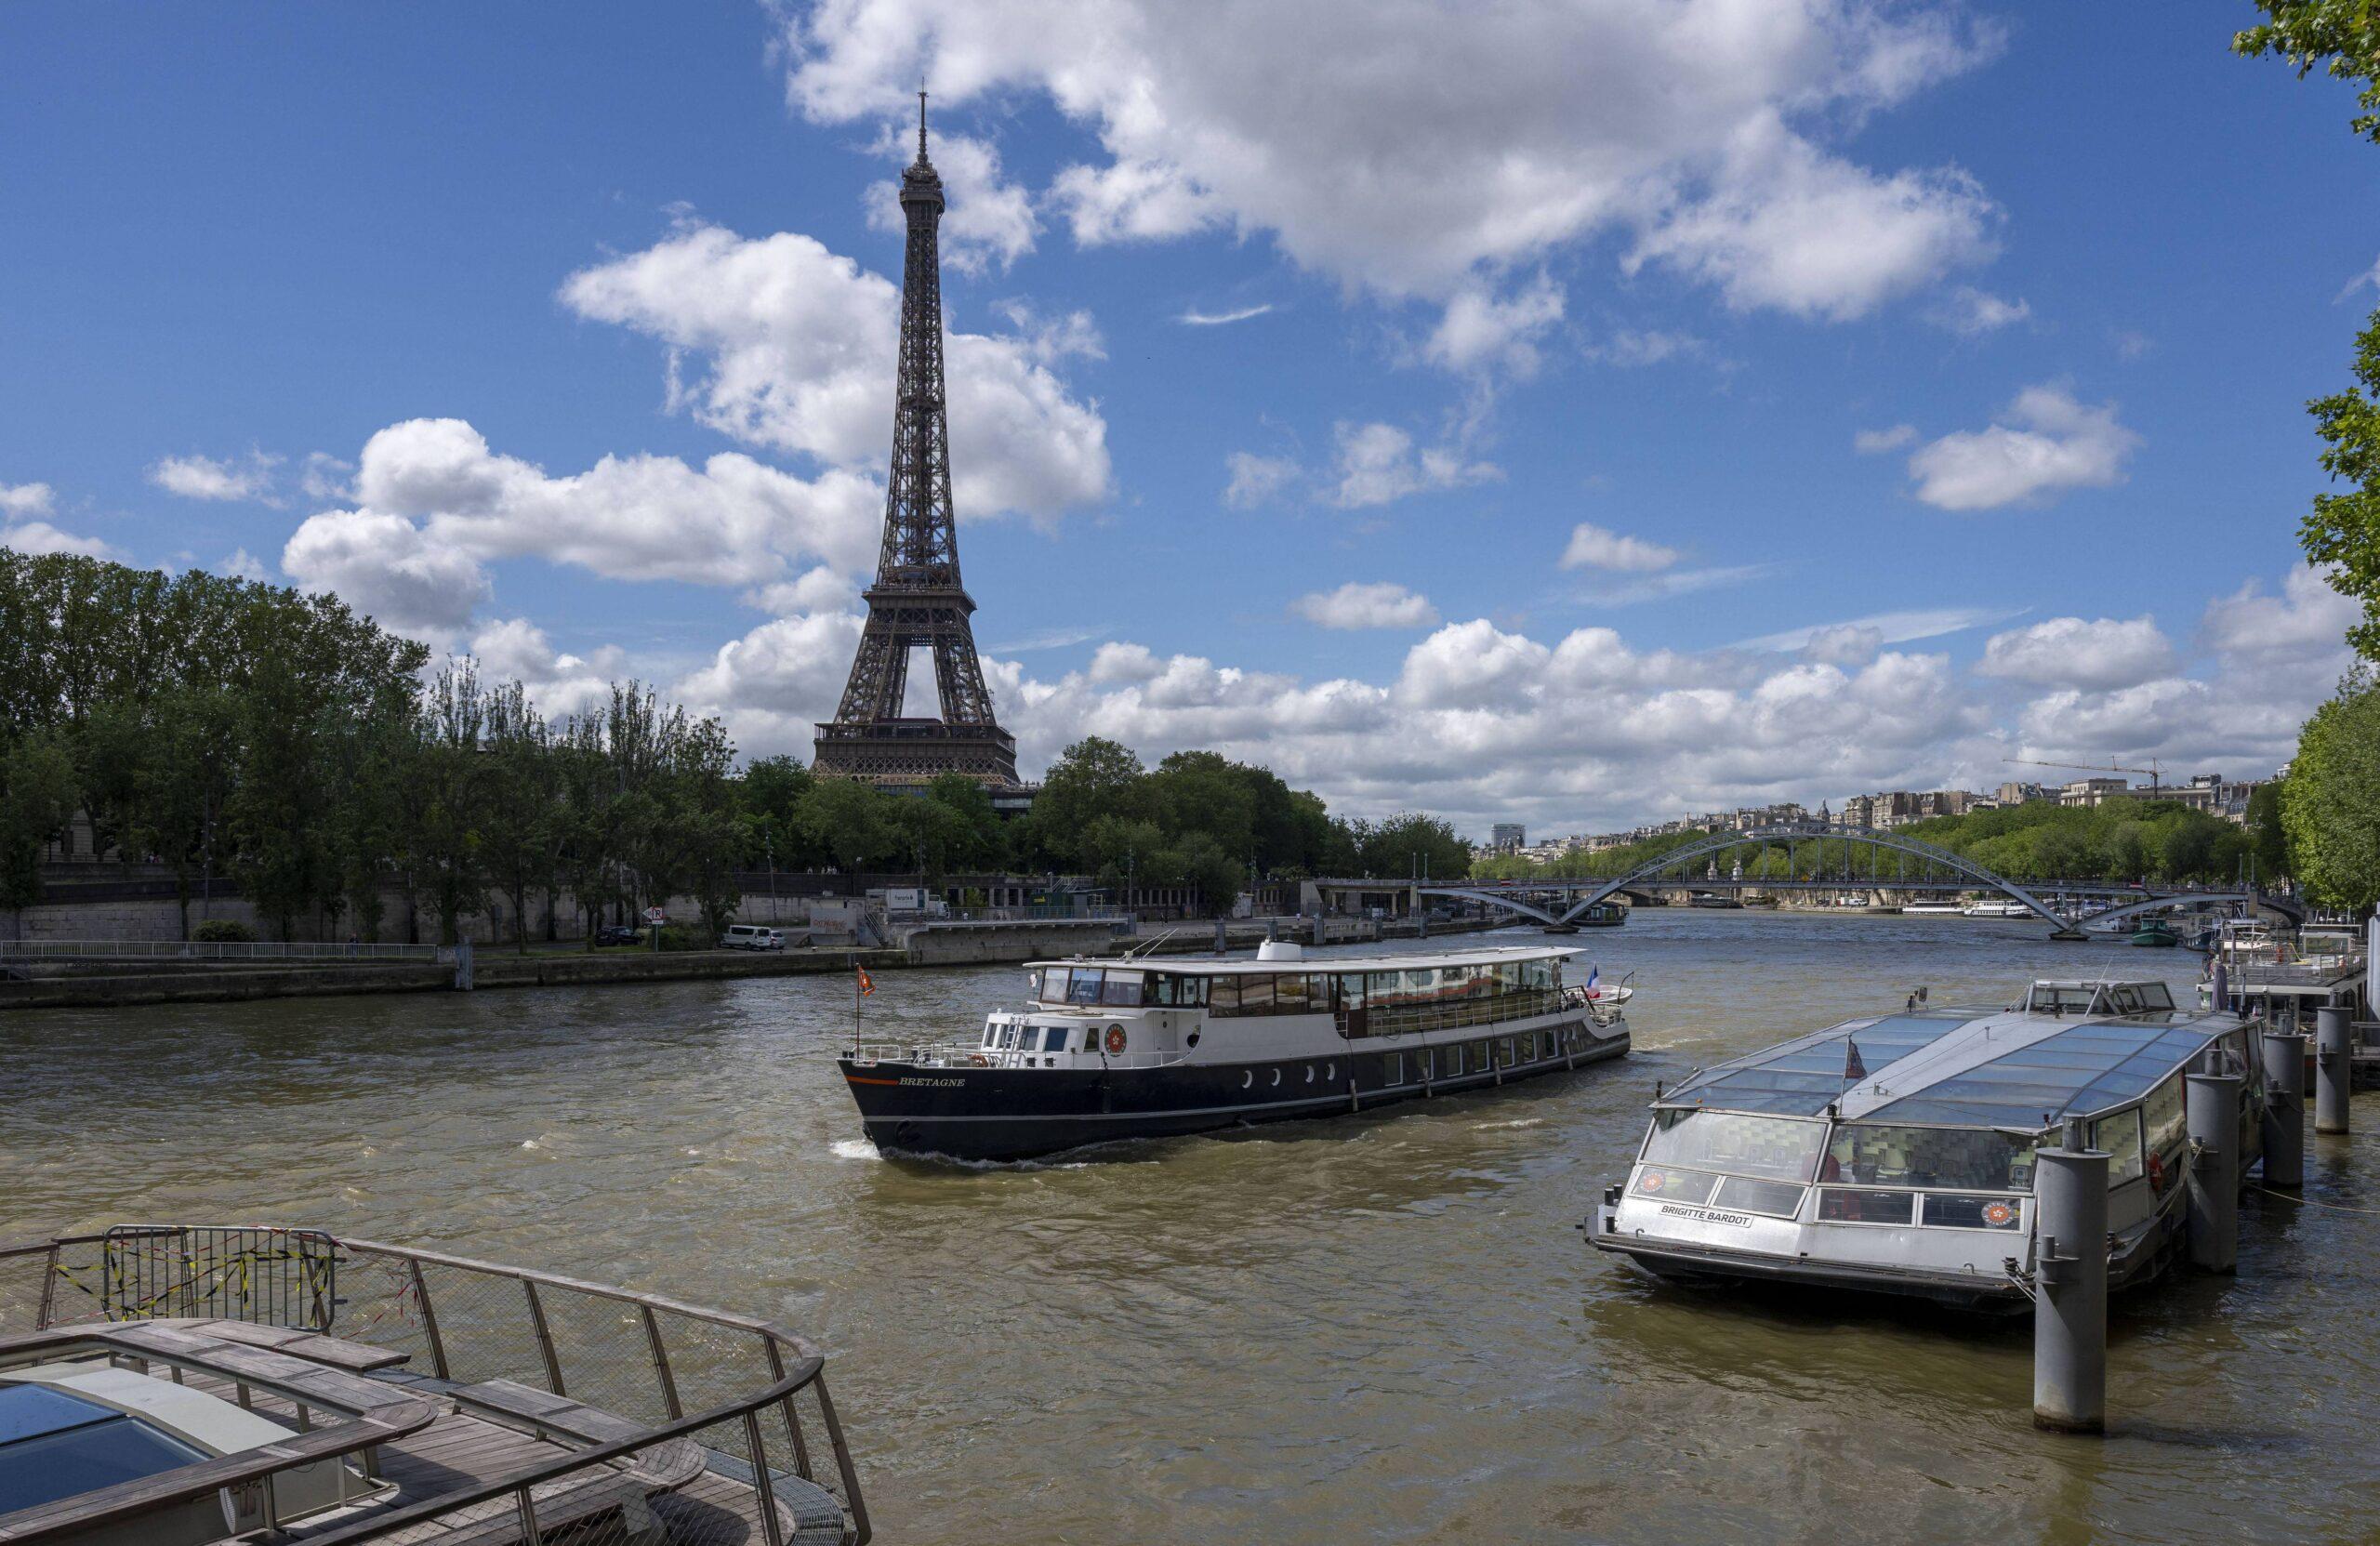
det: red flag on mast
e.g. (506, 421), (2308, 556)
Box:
(1843, 1038), (1867, 1081)
(856, 966), (875, 998)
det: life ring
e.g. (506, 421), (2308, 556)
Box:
(1104, 1024), (1127, 1056)
(968, 1053), (988, 1067)
(2146, 1151), (2166, 1196)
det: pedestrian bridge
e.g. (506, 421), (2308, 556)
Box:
(1430, 822), (2302, 934)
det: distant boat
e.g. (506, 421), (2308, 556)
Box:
(1688, 892), (1743, 910)
(1902, 903), (1963, 916)
(1962, 900), (2030, 918)
(2130, 921), (2181, 948)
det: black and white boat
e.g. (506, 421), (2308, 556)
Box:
(838, 940), (1631, 1161)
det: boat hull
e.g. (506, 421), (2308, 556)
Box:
(1587, 1170), (2190, 1316)
(842, 1015), (1629, 1161)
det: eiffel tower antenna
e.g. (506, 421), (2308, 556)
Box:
(813, 87), (1022, 792)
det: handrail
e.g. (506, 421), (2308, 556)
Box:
(0, 1229), (869, 1545)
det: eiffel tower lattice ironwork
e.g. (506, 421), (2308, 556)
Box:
(813, 93), (1020, 788)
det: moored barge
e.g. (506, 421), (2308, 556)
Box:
(840, 941), (1630, 1161)
(1588, 977), (2265, 1312)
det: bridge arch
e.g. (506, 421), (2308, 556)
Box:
(2080, 891), (2305, 934)
(1543, 824), (2071, 927)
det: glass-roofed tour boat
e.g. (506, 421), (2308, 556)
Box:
(840, 941), (1631, 1161)
(1589, 977), (2265, 1313)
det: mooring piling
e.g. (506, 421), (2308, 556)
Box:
(2184, 1072), (2241, 1274)
(2316, 1003), (2352, 1135)
(2032, 1136), (2110, 1434)
(2261, 1028), (2307, 1188)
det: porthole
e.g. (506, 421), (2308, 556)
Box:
(1271, 1068), (1282, 1087)
(1241, 1070), (1253, 1090)
(1326, 1062), (1335, 1080)
(1304, 1065), (1315, 1083)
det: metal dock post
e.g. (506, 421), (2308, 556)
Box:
(2032, 1136), (2110, 1434)
(2261, 1029), (2307, 1188)
(2316, 1003), (2352, 1135)
(2184, 1072), (2241, 1274)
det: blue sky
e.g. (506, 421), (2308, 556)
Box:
(2, 2), (2372, 835)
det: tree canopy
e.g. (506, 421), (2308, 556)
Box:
(2280, 667), (2380, 911)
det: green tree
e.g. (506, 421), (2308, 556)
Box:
(405, 661), (491, 945)
(1020, 736), (1146, 866)
(0, 732), (79, 917)
(2246, 778), (2293, 881)
(132, 687), (242, 939)
(480, 681), (559, 951)
(2280, 668), (2380, 911)
(2235, 2), (2380, 144)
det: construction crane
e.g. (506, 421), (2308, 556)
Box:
(2004, 756), (2162, 796)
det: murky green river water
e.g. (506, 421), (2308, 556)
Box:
(6, 912), (2376, 1543)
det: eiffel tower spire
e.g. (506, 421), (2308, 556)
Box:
(813, 93), (1021, 790)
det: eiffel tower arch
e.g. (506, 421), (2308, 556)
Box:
(813, 95), (1026, 798)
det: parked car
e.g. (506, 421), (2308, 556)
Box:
(721, 924), (787, 951)
(592, 924), (643, 947)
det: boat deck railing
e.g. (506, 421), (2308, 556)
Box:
(0, 1223), (868, 1545)
(850, 1039), (1193, 1071)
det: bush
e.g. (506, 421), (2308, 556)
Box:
(192, 918), (258, 944)
(655, 924), (710, 952)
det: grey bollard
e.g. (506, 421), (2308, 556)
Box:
(2261, 1030), (2307, 1188)
(1312, 911), (1327, 946)
(454, 935), (475, 991)
(1214, 918), (1227, 954)
(2316, 1004), (2352, 1134)
(2184, 1073), (2241, 1274)
(2032, 1143), (2110, 1434)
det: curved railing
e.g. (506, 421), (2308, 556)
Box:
(0, 1225), (868, 1546)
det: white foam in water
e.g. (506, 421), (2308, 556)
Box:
(1470, 1117), (1544, 1130)
(830, 1139), (880, 1161)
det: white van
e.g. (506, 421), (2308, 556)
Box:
(721, 924), (787, 951)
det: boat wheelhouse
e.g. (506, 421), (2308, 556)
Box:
(839, 941), (1630, 1161)
(1588, 978), (2264, 1312)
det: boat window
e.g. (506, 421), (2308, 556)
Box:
(1823, 1126), (2035, 1192)
(1644, 1110), (1828, 1183)
(1239, 976), (1276, 1015)
(1712, 1175), (1805, 1217)
(2141, 1077), (2186, 1168)
(1818, 1188), (1916, 1224)
(1338, 974), (1367, 1010)
(1102, 970), (1144, 1007)
(1182, 977), (1208, 1009)
(1041, 1026), (1071, 1052)
(1210, 977), (1240, 1014)
(1150, 974), (1179, 1007)
(1631, 1167), (1719, 1206)
(1275, 974), (1310, 1011)
(1921, 1194), (2024, 1230)
(1067, 970), (1105, 1005)
(1039, 968), (1070, 1003)
(2136, 983), (2175, 1011)
(2093, 1107), (2146, 1184)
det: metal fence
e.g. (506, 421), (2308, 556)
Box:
(0, 939), (441, 963)
(0, 1226), (867, 1546)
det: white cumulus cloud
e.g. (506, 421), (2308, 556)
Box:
(1977, 614), (2175, 692)
(1, 482), (56, 517)
(1330, 423), (1500, 509)
(559, 221), (1108, 525)
(1223, 451), (1299, 509)
(1906, 384), (2140, 510)
(1560, 522), (1678, 572)
(779, 0), (2007, 348)
(149, 451), (282, 503)
(1291, 581), (1439, 630)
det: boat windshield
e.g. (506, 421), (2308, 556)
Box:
(1823, 1124), (2035, 1192)
(1642, 1110), (1826, 1183)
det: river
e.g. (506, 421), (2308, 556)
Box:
(5, 911), (2374, 1544)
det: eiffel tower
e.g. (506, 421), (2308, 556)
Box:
(813, 94), (1022, 792)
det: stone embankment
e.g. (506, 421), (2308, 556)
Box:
(0, 913), (1506, 1012)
